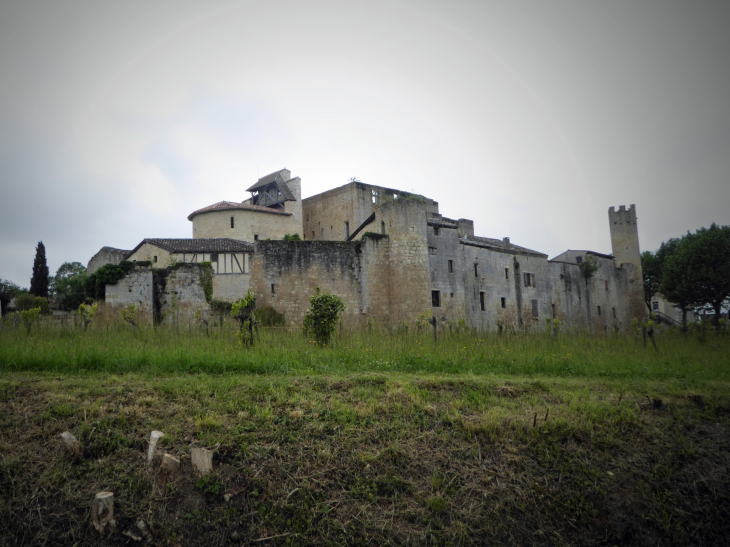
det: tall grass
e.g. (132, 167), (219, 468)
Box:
(0, 320), (728, 379)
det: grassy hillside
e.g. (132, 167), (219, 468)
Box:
(0, 326), (729, 545)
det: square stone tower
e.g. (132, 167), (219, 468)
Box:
(608, 204), (645, 321)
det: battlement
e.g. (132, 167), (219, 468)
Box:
(608, 204), (637, 224)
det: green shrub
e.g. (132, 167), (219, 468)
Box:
(302, 288), (345, 346)
(231, 291), (256, 347)
(282, 233), (301, 241)
(254, 306), (285, 327)
(16, 294), (49, 315)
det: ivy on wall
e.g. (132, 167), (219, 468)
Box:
(199, 261), (213, 303)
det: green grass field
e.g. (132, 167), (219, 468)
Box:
(1, 324), (729, 545)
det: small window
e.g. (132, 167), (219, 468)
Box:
(612, 307), (616, 318)
(450, 293), (454, 298)
(552, 303), (556, 319)
(153, 255), (157, 263)
(576, 256), (583, 264)
(210, 253), (218, 263)
(254, 235), (259, 241)
(345, 221), (350, 239)
(380, 221), (385, 235)
(474, 264), (478, 278)
(605, 280), (609, 291)
(271, 283), (276, 295)
(532, 299), (538, 318)
(312, 231), (315, 238)
(652, 302), (659, 311)
(431, 290), (441, 307)
(434, 227), (440, 236)
(524, 273), (534, 287)
(597, 305), (602, 316)
(501, 297), (506, 308)
(480, 292), (485, 311)
(231, 216), (234, 229)
(505, 268), (509, 280)
(448, 260), (453, 273)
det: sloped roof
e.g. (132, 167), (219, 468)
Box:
(461, 235), (547, 258)
(427, 217), (458, 229)
(98, 246), (131, 255)
(246, 169), (289, 192)
(128, 238), (255, 256)
(187, 201), (292, 221)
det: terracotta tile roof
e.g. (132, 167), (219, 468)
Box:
(461, 235), (547, 258)
(128, 238), (255, 256)
(187, 201), (291, 221)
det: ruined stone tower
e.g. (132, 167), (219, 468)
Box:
(608, 204), (645, 321)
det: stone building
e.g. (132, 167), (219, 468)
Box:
(89, 169), (646, 332)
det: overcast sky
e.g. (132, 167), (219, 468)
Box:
(1, 0), (729, 287)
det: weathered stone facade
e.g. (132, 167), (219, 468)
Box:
(94, 170), (646, 332)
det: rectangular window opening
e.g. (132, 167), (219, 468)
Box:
(210, 253), (218, 263)
(480, 292), (485, 311)
(501, 297), (506, 309)
(505, 268), (509, 280)
(345, 221), (350, 239)
(450, 293), (454, 298)
(652, 302), (658, 310)
(605, 280), (609, 291)
(254, 234), (259, 241)
(532, 299), (539, 318)
(474, 264), (478, 278)
(448, 260), (453, 273)
(434, 227), (440, 236)
(597, 305), (602, 316)
(576, 256), (583, 264)
(612, 307), (616, 318)
(431, 290), (441, 308)
(153, 255), (157, 263)
(552, 303), (556, 319)
(271, 283), (276, 294)
(231, 216), (234, 229)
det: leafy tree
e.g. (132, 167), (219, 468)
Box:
(56, 273), (89, 311)
(50, 261), (86, 296)
(641, 238), (680, 310)
(661, 238), (700, 334)
(0, 279), (26, 316)
(679, 224), (730, 330)
(15, 294), (49, 315)
(30, 241), (50, 298)
(231, 291), (257, 347)
(302, 288), (345, 346)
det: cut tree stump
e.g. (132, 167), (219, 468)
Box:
(148, 430), (164, 463)
(158, 453), (180, 487)
(190, 447), (213, 475)
(91, 491), (116, 535)
(60, 431), (80, 458)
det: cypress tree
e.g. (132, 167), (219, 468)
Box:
(30, 241), (50, 298)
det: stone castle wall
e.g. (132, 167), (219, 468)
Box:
(192, 209), (301, 242)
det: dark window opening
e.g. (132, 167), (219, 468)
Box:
(254, 235), (259, 241)
(532, 299), (539, 318)
(652, 301), (658, 310)
(450, 293), (454, 298)
(524, 273), (535, 287)
(271, 283), (276, 295)
(153, 256), (157, 263)
(431, 290), (441, 307)
(552, 303), (556, 319)
(480, 292), (485, 311)
(210, 253), (219, 263)
(474, 264), (478, 278)
(231, 216), (234, 229)
(448, 260), (453, 273)
(612, 307), (616, 318)
(597, 305), (602, 316)
(434, 227), (440, 236)
(505, 268), (509, 280)
(380, 221), (385, 235)
(576, 256), (583, 264)
(501, 297), (506, 308)
(312, 231), (315, 238)
(605, 280), (609, 291)
(345, 221), (350, 239)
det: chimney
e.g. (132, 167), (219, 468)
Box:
(503, 237), (510, 249)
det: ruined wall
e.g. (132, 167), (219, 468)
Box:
(87, 247), (129, 275)
(212, 273), (251, 303)
(192, 209), (301, 242)
(99, 264), (212, 327)
(609, 205), (645, 322)
(359, 234), (392, 324)
(250, 241), (365, 329)
(101, 267), (154, 326)
(154, 264), (212, 327)
(302, 182), (439, 242)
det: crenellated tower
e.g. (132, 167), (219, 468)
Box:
(608, 204), (645, 321)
